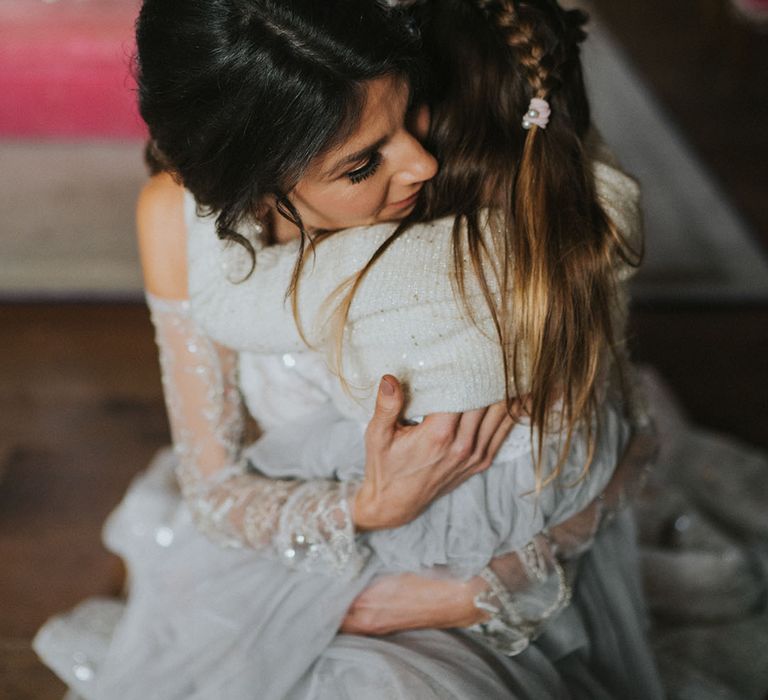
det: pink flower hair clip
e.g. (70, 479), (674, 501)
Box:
(522, 97), (551, 130)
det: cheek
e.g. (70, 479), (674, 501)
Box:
(302, 182), (388, 228)
(335, 185), (387, 219)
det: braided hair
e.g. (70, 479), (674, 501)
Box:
(431, 0), (639, 489)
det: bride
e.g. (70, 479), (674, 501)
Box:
(35, 0), (663, 697)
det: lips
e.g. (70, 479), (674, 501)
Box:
(389, 189), (421, 210)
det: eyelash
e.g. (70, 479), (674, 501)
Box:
(347, 151), (382, 184)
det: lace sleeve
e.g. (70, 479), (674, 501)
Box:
(468, 536), (572, 656)
(147, 292), (368, 577)
(468, 423), (657, 655)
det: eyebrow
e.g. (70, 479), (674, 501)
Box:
(323, 135), (389, 180)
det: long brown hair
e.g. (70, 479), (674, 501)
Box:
(294, 0), (641, 491)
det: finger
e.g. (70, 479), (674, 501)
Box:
(419, 411), (462, 447)
(339, 612), (367, 635)
(433, 405), (518, 496)
(432, 449), (490, 497)
(507, 392), (536, 420)
(433, 472), (471, 500)
(339, 613), (354, 634)
(473, 411), (517, 473)
(506, 397), (525, 423)
(428, 408), (504, 496)
(521, 393), (534, 417)
(451, 407), (488, 459)
(457, 402), (510, 466)
(456, 407), (487, 440)
(365, 375), (405, 446)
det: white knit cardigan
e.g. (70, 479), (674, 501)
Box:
(187, 158), (641, 422)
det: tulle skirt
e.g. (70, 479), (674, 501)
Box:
(34, 448), (663, 699)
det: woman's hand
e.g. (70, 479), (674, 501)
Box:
(352, 375), (520, 532)
(343, 425), (660, 636)
(340, 572), (490, 635)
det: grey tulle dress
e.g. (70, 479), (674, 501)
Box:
(33, 159), (664, 698)
(33, 358), (662, 699)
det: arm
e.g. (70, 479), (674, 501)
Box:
(138, 175), (516, 575)
(342, 422), (657, 651)
(466, 420), (656, 654)
(139, 175), (363, 575)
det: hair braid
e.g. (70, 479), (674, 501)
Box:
(474, 0), (586, 102)
(440, 0), (629, 492)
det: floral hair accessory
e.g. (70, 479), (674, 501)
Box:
(522, 97), (551, 130)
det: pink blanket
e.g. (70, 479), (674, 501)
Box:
(0, 0), (145, 138)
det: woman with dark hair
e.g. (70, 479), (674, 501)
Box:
(34, 0), (663, 698)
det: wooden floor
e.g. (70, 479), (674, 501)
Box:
(0, 304), (168, 699)
(1, 302), (766, 698)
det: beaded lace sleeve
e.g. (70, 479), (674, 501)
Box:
(147, 292), (367, 577)
(468, 422), (657, 656)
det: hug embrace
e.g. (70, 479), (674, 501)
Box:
(35, 1), (665, 698)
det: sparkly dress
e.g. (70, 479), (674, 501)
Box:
(33, 157), (664, 699)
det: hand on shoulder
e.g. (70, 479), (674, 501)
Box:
(136, 172), (189, 298)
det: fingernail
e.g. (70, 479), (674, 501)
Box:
(380, 377), (395, 396)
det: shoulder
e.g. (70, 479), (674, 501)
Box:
(136, 172), (189, 298)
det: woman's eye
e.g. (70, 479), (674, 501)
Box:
(346, 152), (382, 184)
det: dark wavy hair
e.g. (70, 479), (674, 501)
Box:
(136, 0), (423, 265)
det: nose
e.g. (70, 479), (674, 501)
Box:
(395, 130), (438, 186)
